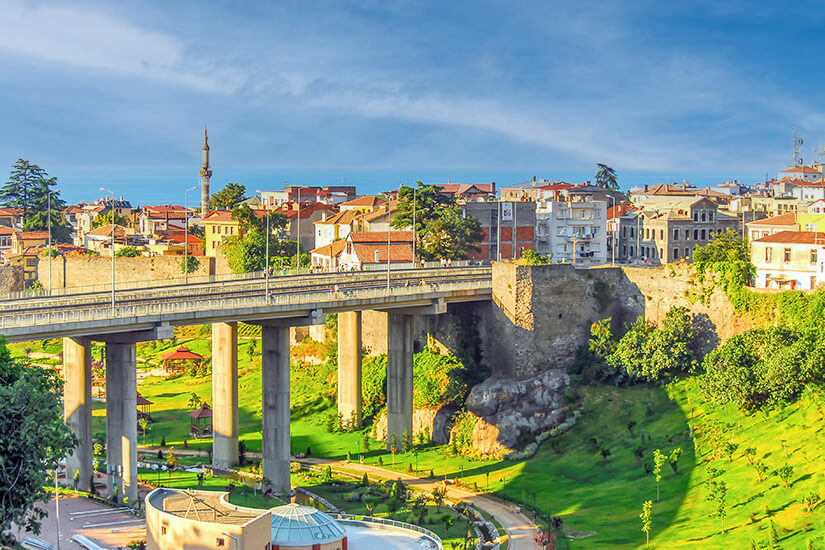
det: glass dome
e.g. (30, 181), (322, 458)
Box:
(270, 503), (347, 546)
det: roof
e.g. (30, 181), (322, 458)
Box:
(142, 205), (189, 217)
(87, 224), (127, 238)
(314, 209), (361, 225)
(202, 209), (267, 223)
(270, 503), (346, 545)
(0, 226), (18, 235)
(436, 183), (495, 195)
(607, 201), (637, 220)
(352, 242), (414, 263)
(753, 230), (825, 245)
(340, 196), (387, 208)
(310, 240), (347, 258)
(161, 346), (203, 361)
(278, 202), (338, 219)
(349, 231), (414, 243)
(780, 165), (822, 174)
(538, 183), (576, 191)
(0, 208), (22, 217)
(187, 403), (213, 419)
(136, 393), (153, 406)
(747, 213), (797, 226)
(16, 231), (49, 240)
(162, 233), (202, 245)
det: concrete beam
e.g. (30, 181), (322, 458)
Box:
(374, 298), (447, 316)
(63, 337), (92, 491)
(88, 323), (173, 343)
(212, 322), (239, 469)
(246, 309), (324, 328)
(337, 311), (362, 429)
(105, 342), (137, 506)
(261, 325), (291, 495)
(386, 313), (414, 451)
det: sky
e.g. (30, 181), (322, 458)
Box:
(1, 0), (825, 204)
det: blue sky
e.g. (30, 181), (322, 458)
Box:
(1, 1), (824, 204)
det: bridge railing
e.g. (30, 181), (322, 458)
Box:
(0, 279), (491, 330)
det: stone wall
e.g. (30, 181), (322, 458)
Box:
(38, 254), (225, 289)
(0, 265), (23, 292)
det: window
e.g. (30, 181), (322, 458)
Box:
(765, 247), (772, 262)
(693, 229), (699, 240)
(622, 245), (627, 255)
(623, 226), (627, 238)
(161, 526), (167, 536)
(630, 227), (635, 238)
(673, 229), (679, 240)
(701, 211), (706, 222)
(807, 223), (818, 232)
(659, 248), (663, 258)
(217, 537), (226, 547)
(26, 258), (36, 267)
(645, 228), (649, 239)
(629, 246), (634, 257)
(594, 210), (601, 218)
(812, 249), (818, 265)
(673, 248), (679, 259)
(685, 247), (690, 258)
(784, 248), (791, 263)
(701, 229), (706, 240)
(693, 212), (699, 222)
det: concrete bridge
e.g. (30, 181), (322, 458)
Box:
(0, 267), (491, 505)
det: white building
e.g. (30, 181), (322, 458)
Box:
(535, 198), (607, 264)
(778, 165), (823, 182)
(751, 231), (825, 290)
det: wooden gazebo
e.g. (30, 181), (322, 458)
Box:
(188, 402), (213, 438)
(137, 392), (154, 422)
(161, 346), (203, 374)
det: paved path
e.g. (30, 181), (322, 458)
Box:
(303, 457), (539, 550)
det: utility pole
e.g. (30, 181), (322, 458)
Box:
(100, 188), (115, 308)
(295, 186), (308, 272)
(47, 189), (59, 294)
(184, 186), (197, 284)
(256, 190), (271, 301)
(496, 202), (501, 261)
(387, 227), (391, 292)
(412, 186), (416, 265)
(54, 468), (61, 550)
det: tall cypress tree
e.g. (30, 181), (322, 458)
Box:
(0, 159), (71, 242)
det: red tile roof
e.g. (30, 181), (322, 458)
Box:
(747, 213), (797, 226)
(349, 231), (414, 243)
(0, 226), (18, 235)
(436, 183), (495, 195)
(16, 231), (49, 240)
(607, 201), (637, 220)
(314, 210), (361, 225)
(753, 230), (825, 244)
(87, 224), (127, 238)
(780, 165), (822, 174)
(538, 183), (576, 191)
(352, 242), (414, 263)
(0, 208), (22, 216)
(143, 205), (189, 217)
(202, 209), (266, 223)
(340, 196), (388, 208)
(310, 240), (347, 257)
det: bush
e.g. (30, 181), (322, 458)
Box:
(115, 246), (141, 258)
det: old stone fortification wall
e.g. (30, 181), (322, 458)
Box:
(0, 265), (23, 292)
(37, 254), (229, 289)
(487, 262), (757, 380)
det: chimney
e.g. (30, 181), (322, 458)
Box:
(532, 176), (536, 182)
(644, 185), (649, 192)
(322, 211), (327, 222)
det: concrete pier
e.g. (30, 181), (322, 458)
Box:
(386, 313), (414, 451)
(212, 322), (239, 468)
(337, 311), (362, 428)
(63, 337), (93, 491)
(105, 342), (138, 505)
(261, 325), (291, 494)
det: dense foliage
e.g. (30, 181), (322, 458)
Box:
(221, 206), (305, 273)
(576, 307), (698, 384)
(520, 249), (550, 265)
(693, 229), (754, 295)
(412, 349), (470, 408)
(114, 246), (141, 257)
(209, 182), (247, 210)
(392, 182), (484, 260)
(0, 338), (77, 543)
(93, 210), (130, 228)
(594, 163), (619, 191)
(0, 159), (72, 242)
(701, 326), (825, 410)
(362, 356), (387, 418)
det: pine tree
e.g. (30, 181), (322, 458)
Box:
(1, 159), (71, 242)
(639, 500), (653, 549)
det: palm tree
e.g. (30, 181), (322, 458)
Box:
(595, 163), (619, 190)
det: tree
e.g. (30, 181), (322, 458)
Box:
(247, 339), (258, 363)
(393, 182), (455, 232)
(114, 246), (141, 258)
(187, 393), (202, 410)
(768, 520), (778, 547)
(601, 447), (611, 461)
(402, 430), (412, 453)
(222, 207), (292, 274)
(138, 417), (149, 445)
(653, 449), (666, 501)
(520, 249), (550, 265)
(418, 207), (484, 260)
(364, 498), (377, 516)
(668, 448), (682, 475)
(361, 472), (369, 487)
(803, 490), (820, 512)
(595, 163), (619, 191)
(723, 441), (739, 463)
(775, 464), (794, 488)
(0, 337), (78, 543)
(714, 480), (727, 533)
(441, 513), (455, 538)
(166, 447), (179, 470)
(362, 432), (370, 454)
(432, 486), (446, 511)
(93, 210), (129, 229)
(693, 228), (754, 291)
(753, 461), (767, 483)
(639, 500), (653, 549)
(744, 447), (756, 465)
(1, 160), (73, 243)
(181, 255), (199, 273)
(209, 182), (247, 211)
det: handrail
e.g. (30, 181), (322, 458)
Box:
(335, 514), (443, 549)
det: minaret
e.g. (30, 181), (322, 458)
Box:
(200, 126), (212, 212)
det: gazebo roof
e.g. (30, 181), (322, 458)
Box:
(136, 392), (153, 406)
(187, 403), (212, 419)
(161, 346), (203, 361)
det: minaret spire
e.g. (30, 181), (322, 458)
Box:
(199, 124), (212, 212)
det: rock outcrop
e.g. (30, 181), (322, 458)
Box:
(466, 369), (569, 453)
(371, 405), (455, 444)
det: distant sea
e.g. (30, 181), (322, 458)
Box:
(51, 167), (772, 206)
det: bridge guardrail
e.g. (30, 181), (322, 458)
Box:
(335, 514), (443, 549)
(0, 279), (491, 330)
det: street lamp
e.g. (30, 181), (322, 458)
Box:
(54, 466), (61, 550)
(100, 187), (115, 308)
(184, 186), (198, 284)
(47, 189), (60, 294)
(295, 186), (308, 272)
(256, 190), (271, 302)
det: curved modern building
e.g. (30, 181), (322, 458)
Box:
(145, 488), (441, 550)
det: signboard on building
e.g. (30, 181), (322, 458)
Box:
(501, 202), (513, 221)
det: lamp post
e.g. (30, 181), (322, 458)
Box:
(184, 186), (198, 284)
(256, 191), (272, 301)
(387, 224), (391, 292)
(100, 188), (115, 308)
(54, 467), (61, 550)
(412, 185), (417, 266)
(295, 186), (308, 272)
(607, 195), (616, 266)
(47, 189), (59, 294)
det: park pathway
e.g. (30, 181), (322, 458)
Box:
(139, 446), (540, 549)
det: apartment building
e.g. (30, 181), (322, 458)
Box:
(461, 201), (536, 260)
(751, 231), (825, 290)
(535, 198), (607, 264)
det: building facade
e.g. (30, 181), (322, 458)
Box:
(461, 201), (536, 260)
(535, 198), (607, 264)
(751, 231), (825, 290)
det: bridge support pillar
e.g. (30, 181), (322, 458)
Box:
(386, 313), (414, 451)
(212, 322), (239, 469)
(261, 325), (291, 495)
(105, 342), (137, 505)
(337, 311), (362, 429)
(63, 337), (92, 492)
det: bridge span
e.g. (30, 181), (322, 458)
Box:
(0, 267), (492, 505)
